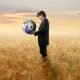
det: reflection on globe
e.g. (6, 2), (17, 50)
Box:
(23, 20), (36, 34)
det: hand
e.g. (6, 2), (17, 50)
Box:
(30, 31), (35, 34)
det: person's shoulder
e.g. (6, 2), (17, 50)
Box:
(43, 18), (49, 23)
(43, 18), (48, 21)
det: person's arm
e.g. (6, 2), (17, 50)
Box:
(34, 20), (48, 36)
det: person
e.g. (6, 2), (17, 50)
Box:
(34, 11), (49, 58)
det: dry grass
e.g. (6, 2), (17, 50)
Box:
(0, 35), (80, 80)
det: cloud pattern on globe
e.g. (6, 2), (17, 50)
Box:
(23, 20), (36, 34)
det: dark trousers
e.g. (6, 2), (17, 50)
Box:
(39, 44), (47, 57)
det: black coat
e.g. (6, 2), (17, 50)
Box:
(34, 18), (49, 46)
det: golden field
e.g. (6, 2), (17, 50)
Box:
(0, 35), (80, 80)
(0, 11), (80, 80)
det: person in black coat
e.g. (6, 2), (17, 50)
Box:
(34, 11), (49, 58)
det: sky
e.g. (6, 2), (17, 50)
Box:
(0, 0), (80, 37)
(0, 0), (80, 12)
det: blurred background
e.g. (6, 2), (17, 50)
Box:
(0, 0), (80, 38)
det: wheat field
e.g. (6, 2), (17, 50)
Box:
(0, 34), (80, 80)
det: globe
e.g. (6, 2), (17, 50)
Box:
(23, 20), (36, 34)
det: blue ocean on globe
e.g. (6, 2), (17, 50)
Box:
(23, 25), (32, 34)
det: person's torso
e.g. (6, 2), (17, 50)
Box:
(38, 18), (49, 45)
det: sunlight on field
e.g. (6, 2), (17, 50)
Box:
(0, 12), (80, 80)
(0, 11), (80, 37)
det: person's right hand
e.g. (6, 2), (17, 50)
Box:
(30, 31), (35, 34)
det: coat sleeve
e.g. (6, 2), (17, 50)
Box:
(34, 20), (48, 36)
